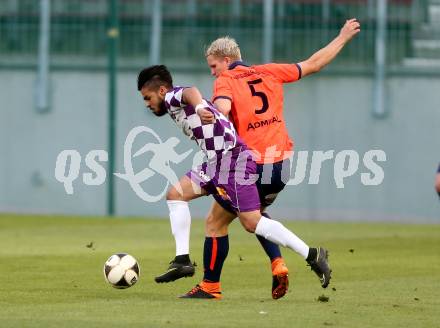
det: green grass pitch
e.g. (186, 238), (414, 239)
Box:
(0, 214), (439, 327)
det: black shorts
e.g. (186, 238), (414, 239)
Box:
(215, 158), (291, 214)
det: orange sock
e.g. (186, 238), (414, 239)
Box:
(200, 280), (221, 293)
(271, 257), (288, 275)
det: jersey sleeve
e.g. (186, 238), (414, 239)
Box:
(165, 87), (186, 109)
(165, 86), (197, 117)
(257, 63), (302, 83)
(212, 77), (233, 103)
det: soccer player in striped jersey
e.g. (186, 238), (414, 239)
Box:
(139, 65), (337, 299)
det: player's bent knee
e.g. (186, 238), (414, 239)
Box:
(240, 218), (257, 233)
(238, 211), (261, 233)
(166, 186), (182, 201)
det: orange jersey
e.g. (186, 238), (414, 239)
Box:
(212, 62), (301, 164)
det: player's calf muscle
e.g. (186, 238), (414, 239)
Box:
(205, 220), (229, 236)
(205, 212), (232, 236)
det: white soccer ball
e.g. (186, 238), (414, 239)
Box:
(103, 253), (140, 289)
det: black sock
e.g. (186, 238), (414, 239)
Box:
(203, 235), (229, 282)
(306, 248), (318, 262)
(174, 254), (190, 264)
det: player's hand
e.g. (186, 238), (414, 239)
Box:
(339, 18), (360, 43)
(197, 108), (215, 124)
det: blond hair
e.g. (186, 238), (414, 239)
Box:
(205, 36), (242, 61)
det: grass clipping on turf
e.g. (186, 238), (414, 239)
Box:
(317, 295), (330, 302)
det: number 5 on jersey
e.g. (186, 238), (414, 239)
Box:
(247, 79), (269, 114)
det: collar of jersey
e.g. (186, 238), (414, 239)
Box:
(228, 61), (249, 70)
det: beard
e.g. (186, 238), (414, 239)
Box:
(153, 101), (168, 117)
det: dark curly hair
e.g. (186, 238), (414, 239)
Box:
(137, 65), (173, 91)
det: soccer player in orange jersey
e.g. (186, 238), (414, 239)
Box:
(196, 19), (359, 298)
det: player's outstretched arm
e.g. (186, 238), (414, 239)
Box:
(299, 18), (360, 78)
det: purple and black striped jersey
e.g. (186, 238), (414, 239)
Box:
(164, 86), (242, 159)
